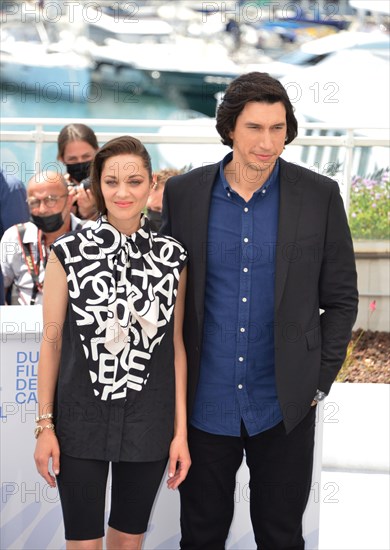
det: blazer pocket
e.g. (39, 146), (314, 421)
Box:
(305, 326), (321, 350)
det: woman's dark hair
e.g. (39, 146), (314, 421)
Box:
(57, 123), (99, 160)
(91, 135), (153, 215)
(216, 72), (298, 148)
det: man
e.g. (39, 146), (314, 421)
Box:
(161, 72), (358, 549)
(0, 169), (30, 304)
(1, 171), (83, 305)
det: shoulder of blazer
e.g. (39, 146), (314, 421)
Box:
(279, 157), (339, 192)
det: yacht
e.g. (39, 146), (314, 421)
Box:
(280, 47), (390, 176)
(81, 5), (240, 104)
(0, 19), (91, 102)
(243, 30), (390, 79)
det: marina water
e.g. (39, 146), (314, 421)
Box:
(1, 84), (204, 179)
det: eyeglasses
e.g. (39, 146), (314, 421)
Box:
(26, 194), (68, 210)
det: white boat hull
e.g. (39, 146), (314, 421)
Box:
(0, 19), (92, 102)
(0, 57), (90, 102)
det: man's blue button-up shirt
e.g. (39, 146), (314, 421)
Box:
(191, 153), (283, 436)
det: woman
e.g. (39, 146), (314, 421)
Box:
(57, 123), (99, 220)
(34, 136), (191, 549)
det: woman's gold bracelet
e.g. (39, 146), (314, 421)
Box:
(35, 413), (53, 423)
(34, 423), (55, 439)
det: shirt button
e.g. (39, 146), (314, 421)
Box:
(243, 237), (249, 243)
(242, 297), (247, 302)
(227, 192), (231, 197)
(244, 207), (249, 212)
(243, 267), (248, 273)
(238, 384), (243, 390)
(238, 356), (244, 362)
(261, 188), (266, 194)
(240, 327), (245, 333)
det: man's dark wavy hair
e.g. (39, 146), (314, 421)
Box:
(216, 72), (298, 148)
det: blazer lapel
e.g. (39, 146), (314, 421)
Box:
(190, 162), (220, 330)
(274, 159), (305, 311)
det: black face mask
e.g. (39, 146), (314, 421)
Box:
(147, 208), (162, 232)
(31, 212), (64, 233)
(66, 160), (91, 183)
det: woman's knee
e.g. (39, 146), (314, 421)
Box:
(106, 526), (144, 550)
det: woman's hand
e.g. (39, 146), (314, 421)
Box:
(74, 186), (97, 219)
(67, 183), (78, 207)
(67, 181), (97, 220)
(167, 435), (191, 490)
(34, 430), (60, 488)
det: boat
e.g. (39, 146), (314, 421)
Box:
(0, 18), (92, 102)
(81, 6), (241, 113)
(243, 30), (390, 79)
(85, 7), (174, 46)
(281, 48), (389, 127)
(131, 36), (241, 96)
(88, 35), (241, 115)
(81, 5), (173, 93)
(280, 48), (390, 176)
(349, 0), (390, 15)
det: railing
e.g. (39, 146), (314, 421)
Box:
(1, 117), (389, 212)
(1, 117), (389, 330)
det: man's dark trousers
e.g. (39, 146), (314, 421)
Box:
(179, 407), (316, 550)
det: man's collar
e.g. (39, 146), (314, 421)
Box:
(219, 152), (280, 195)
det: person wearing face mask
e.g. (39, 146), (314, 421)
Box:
(0, 171), (84, 305)
(57, 123), (99, 220)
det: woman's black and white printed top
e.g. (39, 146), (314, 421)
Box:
(52, 215), (187, 462)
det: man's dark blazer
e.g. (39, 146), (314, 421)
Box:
(161, 157), (358, 433)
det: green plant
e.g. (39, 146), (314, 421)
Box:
(349, 169), (390, 240)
